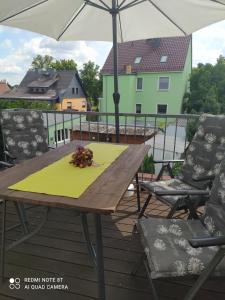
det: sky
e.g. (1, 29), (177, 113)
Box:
(1, 20), (225, 85)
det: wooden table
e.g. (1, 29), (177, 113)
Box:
(0, 140), (149, 300)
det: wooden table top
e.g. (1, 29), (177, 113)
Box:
(0, 141), (150, 214)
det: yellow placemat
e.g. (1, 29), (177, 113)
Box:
(9, 143), (128, 198)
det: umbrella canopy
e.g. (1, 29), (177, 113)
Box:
(1, 0), (225, 142)
(1, 0), (225, 42)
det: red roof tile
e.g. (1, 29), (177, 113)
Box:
(102, 36), (191, 74)
(0, 81), (11, 95)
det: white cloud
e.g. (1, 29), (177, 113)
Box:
(27, 38), (99, 67)
(0, 36), (106, 84)
(0, 58), (22, 74)
(192, 21), (225, 66)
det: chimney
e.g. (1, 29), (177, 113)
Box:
(124, 64), (132, 74)
(152, 38), (161, 48)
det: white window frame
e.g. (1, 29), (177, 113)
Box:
(136, 77), (143, 91)
(158, 76), (170, 91)
(160, 55), (168, 63)
(136, 103), (142, 114)
(67, 101), (72, 109)
(54, 128), (70, 145)
(134, 56), (142, 64)
(156, 104), (168, 114)
(82, 100), (86, 108)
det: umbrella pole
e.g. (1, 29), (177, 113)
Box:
(112, 0), (120, 143)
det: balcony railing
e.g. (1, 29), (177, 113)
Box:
(41, 110), (199, 172)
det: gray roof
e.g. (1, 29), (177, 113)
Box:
(27, 75), (59, 88)
(1, 69), (85, 101)
(0, 88), (57, 100)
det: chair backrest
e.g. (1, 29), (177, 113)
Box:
(203, 156), (225, 236)
(180, 114), (225, 189)
(0, 109), (48, 161)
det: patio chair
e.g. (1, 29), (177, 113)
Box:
(133, 154), (225, 300)
(0, 109), (50, 234)
(138, 114), (225, 219)
(0, 109), (49, 163)
(0, 109), (96, 264)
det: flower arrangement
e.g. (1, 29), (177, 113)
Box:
(70, 145), (93, 168)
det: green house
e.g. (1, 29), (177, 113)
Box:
(101, 36), (192, 118)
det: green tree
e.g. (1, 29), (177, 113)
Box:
(0, 99), (53, 110)
(183, 56), (225, 114)
(50, 59), (77, 71)
(31, 55), (54, 70)
(141, 154), (155, 174)
(80, 61), (102, 108)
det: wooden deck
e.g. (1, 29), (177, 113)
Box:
(0, 192), (225, 300)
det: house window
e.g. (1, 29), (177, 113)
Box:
(67, 102), (72, 109)
(157, 104), (167, 114)
(76, 87), (79, 94)
(136, 78), (143, 91)
(57, 130), (61, 141)
(134, 56), (142, 64)
(159, 77), (169, 90)
(65, 129), (68, 139)
(136, 104), (142, 114)
(72, 88), (75, 94)
(160, 55), (168, 63)
(54, 128), (70, 143)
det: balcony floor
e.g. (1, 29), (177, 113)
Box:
(0, 192), (225, 300)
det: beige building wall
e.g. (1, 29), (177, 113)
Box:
(55, 98), (87, 111)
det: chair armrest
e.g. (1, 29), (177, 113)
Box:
(4, 150), (16, 160)
(0, 161), (14, 168)
(189, 236), (225, 248)
(154, 189), (210, 196)
(193, 175), (215, 182)
(153, 159), (184, 164)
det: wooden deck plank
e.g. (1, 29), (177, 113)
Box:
(0, 194), (224, 300)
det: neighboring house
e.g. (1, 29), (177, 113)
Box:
(0, 80), (11, 95)
(1, 69), (88, 111)
(43, 113), (85, 147)
(101, 36), (192, 116)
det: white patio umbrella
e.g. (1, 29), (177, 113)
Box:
(1, 0), (225, 142)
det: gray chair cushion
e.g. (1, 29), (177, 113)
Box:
(180, 114), (225, 189)
(142, 114), (225, 211)
(203, 155), (225, 235)
(141, 179), (206, 209)
(0, 110), (48, 161)
(138, 218), (225, 279)
(139, 156), (225, 280)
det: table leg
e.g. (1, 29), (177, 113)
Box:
(81, 213), (96, 266)
(14, 202), (29, 234)
(135, 173), (141, 212)
(1, 199), (7, 283)
(94, 214), (106, 300)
